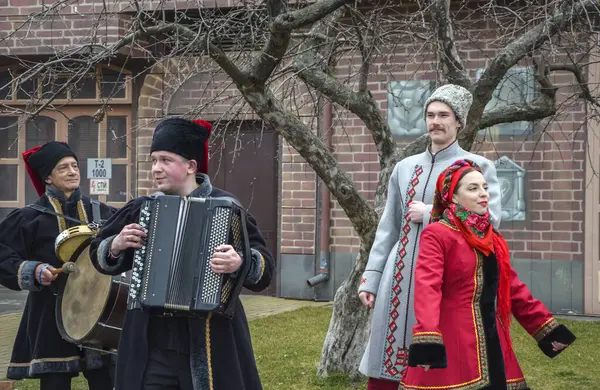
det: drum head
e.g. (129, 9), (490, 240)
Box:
(60, 247), (112, 342)
(55, 226), (94, 263)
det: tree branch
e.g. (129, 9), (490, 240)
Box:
(295, 65), (399, 168)
(292, 7), (399, 240)
(279, 0), (353, 30)
(144, 24), (252, 89)
(478, 94), (557, 129)
(13, 22), (248, 91)
(476, 59), (600, 129)
(247, 0), (290, 85)
(247, 0), (352, 86)
(350, 9), (376, 94)
(293, 9), (399, 170)
(472, 0), (599, 124)
(549, 63), (600, 106)
(464, 59), (558, 143)
(429, 0), (471, 89)
(240, 85), (379, 238)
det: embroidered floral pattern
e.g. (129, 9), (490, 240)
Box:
(446, 204), (491, 239)
(413, 332), (443, 344)
(431, 159), (482, 223)
(533, 318), (559, 342)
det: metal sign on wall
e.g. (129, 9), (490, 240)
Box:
(90, 179), (110, 195)
(87, 158), (112, 179)
(494, 156), (526, 222)
(88, 158), (112, 195)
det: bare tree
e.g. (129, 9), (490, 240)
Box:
(1, 0), (599, 378)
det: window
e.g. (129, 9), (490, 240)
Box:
(106, 117), (129, 203)
(0, 71), (12, 100)
(41, 74), (69, 100)
(0, 116), (18, 158)
(69, 116), (99, 200)
(0, 65), (132, 104)
(0, 107), (133, 218)
(100, 68), (127, 99)
(0, 117), (20, 206)
(25, 117), (56, 205)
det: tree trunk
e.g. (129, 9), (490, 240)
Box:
(317, 242), (372, 379)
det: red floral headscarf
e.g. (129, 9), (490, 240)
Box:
(432, 159), (513, 350)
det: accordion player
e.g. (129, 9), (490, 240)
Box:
(127, 195), (252, 318)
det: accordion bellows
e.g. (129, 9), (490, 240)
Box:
(128, 195), (251, 318)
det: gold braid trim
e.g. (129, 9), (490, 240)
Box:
(206, 312), (214, 390)
(413, 332), (444, 344)
(48, 196), (89, 233)
(507, 377), (529, 389)
(76, 199), (89, 223)
(48, 197), (67, 232)
(533, 318), (559, 342)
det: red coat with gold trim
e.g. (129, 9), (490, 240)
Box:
(400, 222), (576, 390)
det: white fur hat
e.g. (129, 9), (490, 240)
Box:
(424, 84), (473, 128)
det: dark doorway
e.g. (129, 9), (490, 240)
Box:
(208, 121), (278, 296)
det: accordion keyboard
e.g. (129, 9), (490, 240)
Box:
(201, 207), (229, 304)
(126, 195), (251, 317)
(129, 201), (156, 305)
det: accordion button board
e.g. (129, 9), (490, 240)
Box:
(127, 195), (251, 318)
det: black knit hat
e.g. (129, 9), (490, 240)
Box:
(150, 118), (212, 171)
(23, 141), (78, 196)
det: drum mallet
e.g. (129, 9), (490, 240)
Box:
(51, 262), (78, 275)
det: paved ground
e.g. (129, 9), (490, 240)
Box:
(0, 290), (27, 316)
(0, 288), (330, 380)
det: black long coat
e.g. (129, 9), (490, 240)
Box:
(89, 177), (274, 390)
(0, 188), (115, 379)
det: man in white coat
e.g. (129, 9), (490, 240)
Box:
(357, 84), (502, 389)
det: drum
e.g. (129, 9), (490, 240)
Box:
(55, 225), (96, 263)
(56, 243), (129, 351)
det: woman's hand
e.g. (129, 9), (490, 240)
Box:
(552, 341), (568, 352)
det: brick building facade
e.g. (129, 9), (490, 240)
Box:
(0, 1), (598, 314)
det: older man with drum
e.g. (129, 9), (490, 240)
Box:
(0, 141), (116, 390)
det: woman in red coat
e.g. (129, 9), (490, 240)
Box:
(401, 159), (576, 390)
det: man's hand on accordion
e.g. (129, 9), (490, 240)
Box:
(210, 245), (242, 274)
(110, 223), (147, 257)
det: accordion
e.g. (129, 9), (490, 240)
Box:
(128, 195), (251, 318)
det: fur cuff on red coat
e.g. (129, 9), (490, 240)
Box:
(407, 343), (448, 368)
(536, 322), (576, 358)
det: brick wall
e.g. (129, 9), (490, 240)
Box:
(130, 15), (587, 266)
(0, 0), (130, 55)
(136, 57), (321, 255)
(322, 21), (586, 265)
(0, 0), (269, 56)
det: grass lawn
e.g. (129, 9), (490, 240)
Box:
(11, 306), (600, 389)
